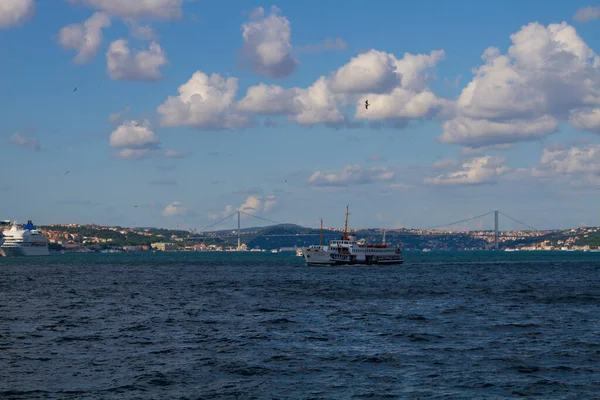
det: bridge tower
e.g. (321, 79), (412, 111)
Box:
(494, 210), (499, 250)
(237, 211), (241, 250)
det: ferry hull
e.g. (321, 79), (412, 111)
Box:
(1, 245), (50, 257)
(303, 249), (403, 266)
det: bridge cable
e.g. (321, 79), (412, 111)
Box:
(425, 211), (495, 230)
(197, 211), (239, 233)
(498, 211), (537, 231)
(238, 210), (284, 226)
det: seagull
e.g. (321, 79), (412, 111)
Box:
(365, 100), (369, 109)
(73, 87), (77, 92)
(65, 170), (70, 175)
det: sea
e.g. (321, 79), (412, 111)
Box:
(1, 251), (599, 399)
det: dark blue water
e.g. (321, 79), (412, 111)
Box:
(1, 251), (599, 399)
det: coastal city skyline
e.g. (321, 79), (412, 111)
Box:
(2, 0), (600, 230)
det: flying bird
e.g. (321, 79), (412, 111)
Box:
(65, 170), (70, 175)
(365, 100), (369, 109)
(73, 87), (77, 92)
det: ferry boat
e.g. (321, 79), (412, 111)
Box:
(302, 207), (403, 266)
(1, 220), (50, 256)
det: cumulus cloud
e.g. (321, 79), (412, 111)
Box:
(9, 132), (40, 151)
(66, 0), (184, 20)
(574, 6), (600, 23)
(109, 105), (131, 124)
(157, 71), (253, 129)
(112, 148), (153, 159)
(440, 22), (600, 146)
(237, 6), (298, 78)
(236, 83), (297, 115)
(424, 156), (510, 186)
(439, 115), (559, 146)
(58, 12), (111, 64)
(0, 0), (35, 29)
(331, 50), (401, 93)
(569, 107), (600, 133)
(125, 19), (156, 40)
(162, 201), (187, 217)
(308, 164), (394, 187)
(529, 144), (600, 186)
(298, 38), (348, 53)
(106, 39), (168, 81)
(235, 48), (446, 127)
(210, 195), (277, 220)
(109, 119), (159, 149)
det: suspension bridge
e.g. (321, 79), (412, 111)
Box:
(188, 210), (538, 250)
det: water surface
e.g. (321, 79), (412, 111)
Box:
(1, 251), (599, 399)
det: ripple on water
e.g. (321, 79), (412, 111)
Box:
(0, 252), (599, 398)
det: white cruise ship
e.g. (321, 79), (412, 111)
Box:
(302, 207), (403, 266)
(1, 220), (50, 256)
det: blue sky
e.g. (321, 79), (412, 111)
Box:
(1, 0), (600, 231)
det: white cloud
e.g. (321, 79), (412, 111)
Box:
(441, 22), (600, 146)
(163, 150), (189, 158)
(236, 83), (297, 115)
(66, 0), (184, 20)
(109, 119), (159, 148)
(298, 38), (348, 53)
(9, 132), (40, 151)
(237, 6), (298, 78)
(439, 115), (559, 146)
(157, 71), (253, 129)
(424, 156), (509, 186)
(263, 195), (277, 212)
(106, 39), (168, 81)
(125, 19), (156, 40)
(238, 195), (277, 214)
(432, 158), (460, 170)
(529, 145), (600, 187)
(109, 105), (131, 124)
(0, 0), (35, 29)
(330, 50), (400, 94)
(236, 77), (345, 127)
(58, 12), (111, 64)
(208, 205), (234, 220)
(308, 164), (395, 187)
(569, 107), (600, 134)
(113, 148), (152, 159)
(162, 201), (187, 217)
(235, 48), (445, 127)
(292, 77), (345, 126)
(574, 6), (600, 23)
(113, 148), (189, 160)
(211, 195), (277, 220)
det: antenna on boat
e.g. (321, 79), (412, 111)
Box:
(319, 218), (323, 246)
(382, 228), (386, 245)
(343, 205), (350, 240)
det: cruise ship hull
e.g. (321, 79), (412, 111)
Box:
(303, 249), (403, 266)
(1, 245), (50, 256)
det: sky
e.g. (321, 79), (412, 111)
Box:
(1, 0), (600, 232)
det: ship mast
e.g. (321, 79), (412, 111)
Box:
(343, 205), (349, 240)
(319, 218), (323, 246)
